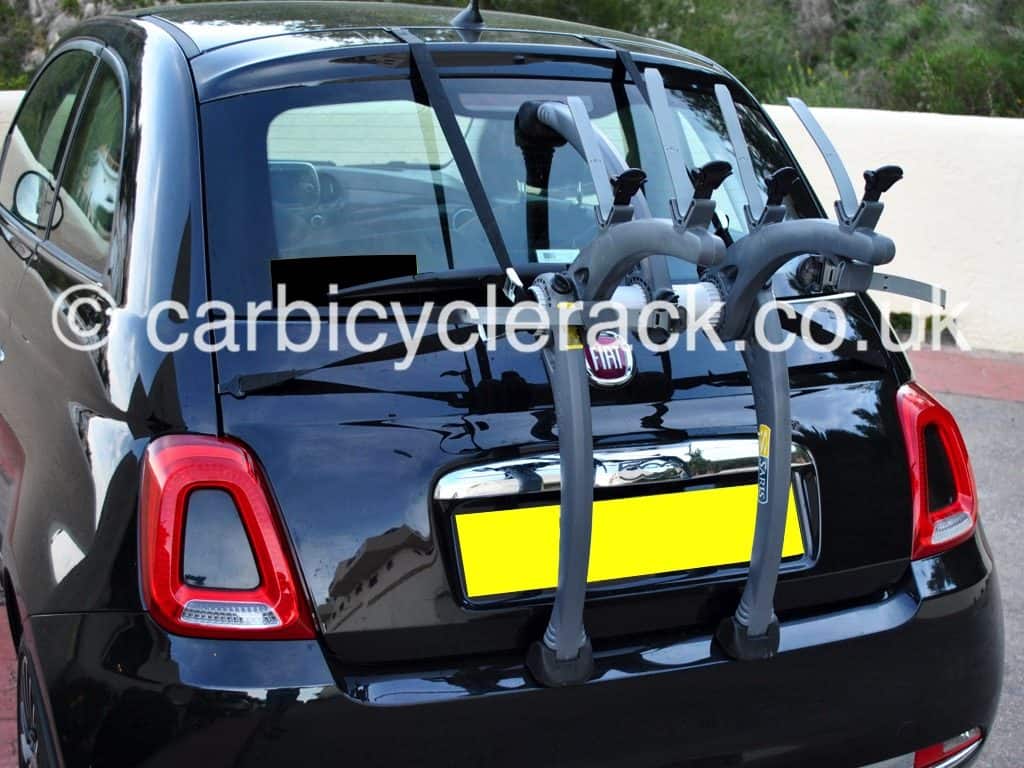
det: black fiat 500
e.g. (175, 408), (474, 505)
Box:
(0, 2), (1002, 766)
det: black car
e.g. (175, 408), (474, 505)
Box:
(0, 2), (1002, 766)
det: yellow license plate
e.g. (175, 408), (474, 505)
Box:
(454, 484), (804, 598)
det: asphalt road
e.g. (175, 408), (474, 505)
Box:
(942, 394), (1022, 767)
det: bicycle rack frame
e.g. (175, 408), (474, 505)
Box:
(397, 34), (943, 685)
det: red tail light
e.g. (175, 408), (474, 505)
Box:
(139, 435), (316, 639)
(897, 383), (977, 560)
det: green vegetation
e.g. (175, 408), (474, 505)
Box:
(1, 0), (1021, 116)
(0, 0), (35, 90)
(511, 0), (1024, 115)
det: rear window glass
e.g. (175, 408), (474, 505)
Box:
(268, 101), (461, 167)
(201, 68), (817, 309)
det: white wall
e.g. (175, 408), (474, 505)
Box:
(0, 91), (20, 140)
(765, 105), (1024, 353)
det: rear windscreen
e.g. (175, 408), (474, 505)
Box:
(201, 68), (818, 308)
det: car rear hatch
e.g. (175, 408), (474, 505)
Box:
(211, 294), (910, 665)
(198, 49), (912, 666)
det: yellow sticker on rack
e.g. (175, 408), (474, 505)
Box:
(454, 484), (804, 599)
(758, 424), (772, 458)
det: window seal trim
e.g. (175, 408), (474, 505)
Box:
(0, 39), (103, 243)
(0, 36), (105, 155)
(39, 44), (131, 296)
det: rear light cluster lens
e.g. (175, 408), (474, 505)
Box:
(139, 435), (316, 639)
(180, 600), (281, 629)
(897, 383), (978, 560)
(914, 727), (983, 767)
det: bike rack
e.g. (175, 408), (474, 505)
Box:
(397, 33), (944, 685)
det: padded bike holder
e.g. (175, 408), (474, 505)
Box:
(711, 289), (791, 660)
(525, 220), (724, 687)
(704, 84), (914, 660)
(521, 75), (729, 685)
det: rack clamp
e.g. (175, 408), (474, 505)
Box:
(757, 167), (800, 227)
(788, 96), (903, 236)
(601, 173), (646, 229)
(642, 69), (730, 238)
(805, 164), (905, 293)
(612, 168), (648, 208)
(838, 164), (904, 233)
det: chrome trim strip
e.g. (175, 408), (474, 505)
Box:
(434, 440), (813, 501)
(860, 753), (913, 768)
(933, 741), (982, 768)
(858, 739), (982, 768)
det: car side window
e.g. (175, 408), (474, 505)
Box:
(0, 49), (94, 233)
(47, 60), (124, 274)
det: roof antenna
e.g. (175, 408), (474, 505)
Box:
(451, 0), (484, 29)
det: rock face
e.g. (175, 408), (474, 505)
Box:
(14, 0), (170, 69)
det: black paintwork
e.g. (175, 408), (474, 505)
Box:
(25, 534), (1002, 767)
(0, 17), (217, 622)
(0, 3), (1001, 766)
(123, 1), (718, 65)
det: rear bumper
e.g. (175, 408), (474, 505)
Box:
(23, 532), (1002, 768)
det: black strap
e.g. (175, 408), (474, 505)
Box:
(522, 144), (556, 255)
(584, 37), (648, 187)
(583, 36), (650, 105)
(391, 28), (523, 300)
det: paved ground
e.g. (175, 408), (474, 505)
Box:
(0, 349), (1018, 766)
(943, 392), (1022, 767)
(911, 348), (1024, 403)
(869, 348), (1023, 766)
(0, 626), (12, 768)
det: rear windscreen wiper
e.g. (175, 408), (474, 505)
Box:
(327, 264), (572, 301)
(218, 323), (478, 399)
(328, 268), (501, 301)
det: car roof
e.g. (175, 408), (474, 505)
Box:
(119, 0), (719, 71)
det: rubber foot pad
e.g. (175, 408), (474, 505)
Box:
(526, 637), (594, 687)
(715, 615), (780, 661)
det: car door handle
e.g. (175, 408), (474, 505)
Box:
(0, 219), (35, 262)
(11, 238), (33, 262)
